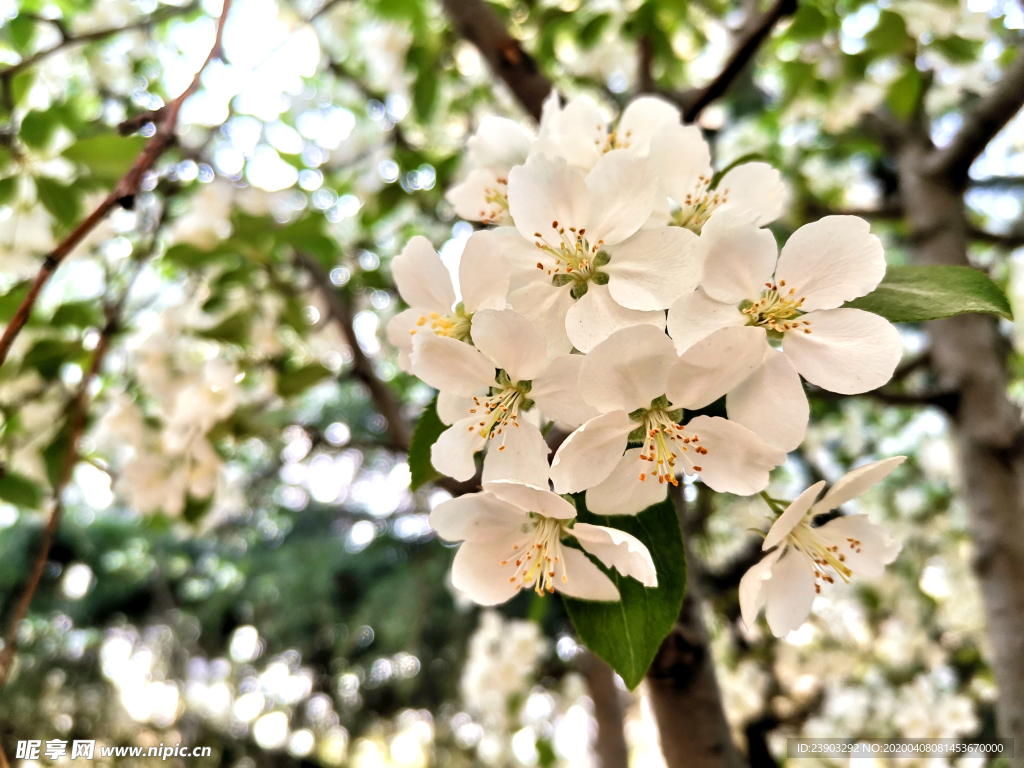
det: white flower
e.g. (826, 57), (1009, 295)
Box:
(549, 324), (787, 514)
(430, 478), (657, 605)
(647, 123), (786, 233)
(386, 232), (510, 372)
(739, 456), (905, 637)
(504, 151), (701, 354)
(668, 213), (903, 452)
(168, 180), (236, 249)
(410, 308), (588, 484)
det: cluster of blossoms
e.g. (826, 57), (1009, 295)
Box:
(388, 93), (906, 635)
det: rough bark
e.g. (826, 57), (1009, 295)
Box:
(897, 136), (1024, 753)
(580, 653), (631, 768)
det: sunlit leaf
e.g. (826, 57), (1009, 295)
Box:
(408, 396), (446, 491)
(844, 265), (1013, 322)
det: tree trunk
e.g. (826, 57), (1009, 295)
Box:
(580, 653), (631, 768)
(898, 138), (1024, 753)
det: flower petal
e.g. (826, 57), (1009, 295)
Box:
(386, 307), (421, 357)
(481, 421), (551, 487)
(774, 216), (885, 311)
(432, 417), (487, 481)
(604, 226), (703, 310)
(467, 115), (532, 170)
(762, 481), (826, 551)
(410, 333), (496, 395)
(507, 281), (575, 357)
(648, 124), (713, 208)
(763, 547), (817, 637)
(814, 456), (906, 513)
(585, 448), (668, 515)
(550, 411), (634, 494)
(585, 150), (657, 246)
(459, 230), (510, 312)
(557, 546), (621, 601)
(782, 308), (902, 394)
(493, 227), (553, 292)
(739, 548), (783, 631)
(617, 96), (681, 156)
(484, 480), (577, 519)
(530, 354), (600, 428)
(471, 309), (548, 382)
(666, 288), (746, 354)
(430, 491), (527, 542)
(571, 523), (658, 587)
(565, 283), (665, 353)
(726, 349), (809, 452)
(578, 324), (676, 413)
(436, 389), (475, 426)
(508, 154), (590, 245)
(452, 538), (524, 606)
(446, 168), (512, 225)
(699, 209), (778, 305)
(678, 415), (785, 495)
(391, 236), (456, 312)
(543, 94), (607, 170)
(666, 326), (768, 410)
(814, 514), (901, 577)
(716, 162), (786, 226)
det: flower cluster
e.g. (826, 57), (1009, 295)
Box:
(389, 93), (905, 632)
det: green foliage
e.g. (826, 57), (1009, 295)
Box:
(408, 396), (446, 491)
(63, 135), (149, 181)
(845, 265), (1013, 323)
(0, 471), (44, 509)
(34, 175), (82, 224)
(276, 362), (334, 397)
(563, 493), (687, 690)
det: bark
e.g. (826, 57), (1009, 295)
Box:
(897, 136), (1024, 752)
(580, 653), (630, 768)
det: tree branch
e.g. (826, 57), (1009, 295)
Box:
(0, 0), (233, 372)
(680, 0), (798, 123)
(969, 174), (1024, 188)
(928, 48), (1024, 185)
(439, 0), (553, 122)
(967, 225), (1024, 249)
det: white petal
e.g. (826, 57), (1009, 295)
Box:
(763, 547), (817, 637)
(557, 546), (621, 601)
(584, 150), (657, 246)
(726, 350), (808, 452)
(507, 281), (575, 357)
(484, 480), (577, 519)
(814, 456), (906, 513)
(459, 230), (510, 312)
(452, 538), (524, 606)
(699, 209), (778, 305)
(481, 421), (551, 487)
(430, 491), (527, 542)
(565, 283), (665, 353)
(508, 153), (590, 245)
(585, 448), (668, 515)
(666, 326), (768, 410)
(678, 415), (785, 495)
(446, 168), (513, 225)
(782, 308), (902, 394)
(471, 309), (548, 382)
(546, 95), (607, 171)
(410, 334), (495, 395)
(530, 354), (600, 429)
(814, 514), (902, 577)
(604, 226), (703, 310)
(392, 236), (456, 312)
(550, 411), (634, 494)
(617, 96), (681, 156)
(666, 288), (746, 353)
(738, 548), (783, 631)
(386, 307), (421, 356)
(493, 227), (553, 292)
(774, 216), (885, 311)
(538, 89), (562, 136)
(578, 324), (676, 413)
(715, 162), (786, 226)
(762, 481), (826, 551)
(467, 115), (532, 170)
(436, 389), (474, 426)
(648, 124), (713, 207)
(571, 523), (658, 587)
(432, 417), (487, 481)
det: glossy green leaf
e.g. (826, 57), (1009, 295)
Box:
(408, 396), (446, 491)
(844, 265), (1013, 323)
(563, 493), (687, 690)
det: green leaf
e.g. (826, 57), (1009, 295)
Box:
(198, 310), (252, 344)
(413, 68), (438, 121)
(408, 397), (447, 491)
(35, 175), (81, 224)
(63, 135), (148, 181)
(844, 265), (1013, 322)
(886, 68), (921, 120)
(9, 15), (37, 53)
(563, 493), (687, 690)
(276, 363), (334, 398)
(23, 338), (82, 379)
(51, 300), (103, 328)
(19, 110), (58, 150)
(0, 472), (43, 509)
(0, 281), (30, 324)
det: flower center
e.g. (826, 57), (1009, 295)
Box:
(741, 280), (811, 335)
(596, 128), (633, 154)
(499, 515), (570, 595)
(467, 377), (533, 450)
(532, 221), (611, 298)
(671, 175), (729, 233)
(788, 523), (859, 593)
(478, 177), (510, 224)
(630, 399), (709, 483)
(410, 303), (473, 342)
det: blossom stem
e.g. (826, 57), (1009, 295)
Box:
(759, 490), (787, 515)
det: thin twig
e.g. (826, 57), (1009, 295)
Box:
(967, 225), (1024, 249)
(0, 0), (233, 372)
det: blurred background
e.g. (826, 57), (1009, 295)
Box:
(0, 0), (1021, 765)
